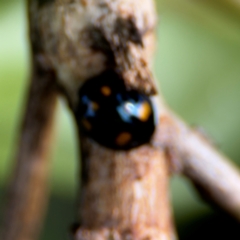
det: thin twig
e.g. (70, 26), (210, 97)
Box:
(153, 105), (240, 221)
(1, 59), (57, 240)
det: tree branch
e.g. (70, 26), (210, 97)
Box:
(72, 134), (176, 240)
(153, 106), (240, 220)
(2, 1), (240, 240)
(1, 58), (57, 240)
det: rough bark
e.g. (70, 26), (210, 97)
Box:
(72, 129), (176, 240)
(27, 0), (157, 107)
(26, 0), (178, 239)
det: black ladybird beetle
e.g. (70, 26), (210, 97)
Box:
(75, 71), (156, 150)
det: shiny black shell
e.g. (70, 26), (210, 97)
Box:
(75, 71), (155, 150)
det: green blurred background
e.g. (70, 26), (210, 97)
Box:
(1, 0), (240, 239)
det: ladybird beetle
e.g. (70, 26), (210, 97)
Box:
(75, 71), (156, 150)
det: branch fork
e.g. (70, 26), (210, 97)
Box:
(1, 1), (240, 240)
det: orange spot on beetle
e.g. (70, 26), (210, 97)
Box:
(115, 132), (132, 146)
(138, 102), (151, 122)
(100, 86), (112, 96)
